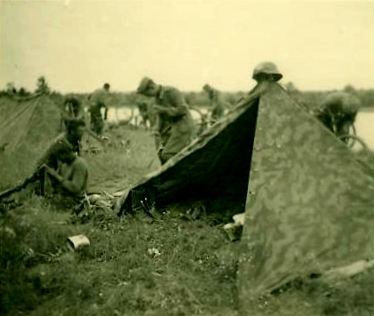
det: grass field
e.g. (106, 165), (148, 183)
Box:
(1, 124), (374, 316)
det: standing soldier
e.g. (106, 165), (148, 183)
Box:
(316, 91), (360, 144)
(88, 83), (110, 136)
(202, 84), (230, 124)
(136, 77), (196, 164)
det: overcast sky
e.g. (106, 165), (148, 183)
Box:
(1, 0), (373, 93)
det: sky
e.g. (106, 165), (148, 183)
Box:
(1, 0), (374, 93)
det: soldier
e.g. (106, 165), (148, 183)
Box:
(316, 91), (360, 144)
(136, 77), (196, 164)
(202, 84), (229, 124)
(88, 83), (110, 135)
(37, 119), (86, 170)
(41, 141), (88, 206)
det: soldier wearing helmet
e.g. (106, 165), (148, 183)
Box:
(136, 77), (196, 164)
(316, 91), (360, 144)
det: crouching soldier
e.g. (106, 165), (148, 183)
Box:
(41, 141), (88, 208)
(316, 91), (360, 144)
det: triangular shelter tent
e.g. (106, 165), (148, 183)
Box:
(0, 94), (61, 190)
(117, 82), (374, 311)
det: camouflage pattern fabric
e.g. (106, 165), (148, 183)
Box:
(117, 93), (259, 215)
(238, 83), (374, 312)
(117, 82), (374, 313)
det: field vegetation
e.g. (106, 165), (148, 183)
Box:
(3, 79), (374, 110)
(1, 93), (374, 315)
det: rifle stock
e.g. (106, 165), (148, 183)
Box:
(0, 170), (42, 201)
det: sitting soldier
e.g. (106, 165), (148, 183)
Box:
(37, 118), (86, 170)
(36, 119), (85, 195)
(41, 141), (88, 207)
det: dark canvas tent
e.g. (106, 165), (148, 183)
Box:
(0, 95), (61, 190)
(117, 82), (374, 311)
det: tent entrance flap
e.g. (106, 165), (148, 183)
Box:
(119, 97), (260, 216)
(151, 99), (259, 213)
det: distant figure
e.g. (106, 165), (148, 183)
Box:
(136, 77), (196, 164)
(41, 141), (88, 206)
(202, 84), (230, 124)
(316, 91), (361, 144)
(88, 83), (110, 135)
(60, 97), (85, 131)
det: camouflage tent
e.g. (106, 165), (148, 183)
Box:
(117, 82), (374, 310)
(0, 95), (61, 190)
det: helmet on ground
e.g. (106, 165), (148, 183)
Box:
(252, 62), (283, 81)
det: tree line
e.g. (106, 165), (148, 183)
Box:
(2, 77), (374, 109)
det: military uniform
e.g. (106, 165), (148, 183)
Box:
(317, 92), (360, 142)
(89, 88), (109, 135)
(154, 86), (196, 164)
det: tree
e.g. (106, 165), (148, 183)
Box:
(6, 82), (16, 94)
(35, 76), (50, 94)
(18, 87), (30, 97)
(344, 84), (356, 94)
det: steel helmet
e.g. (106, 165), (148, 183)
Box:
(252, 62), (283, 81)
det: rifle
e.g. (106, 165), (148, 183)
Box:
(0, 169), (43, 202)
